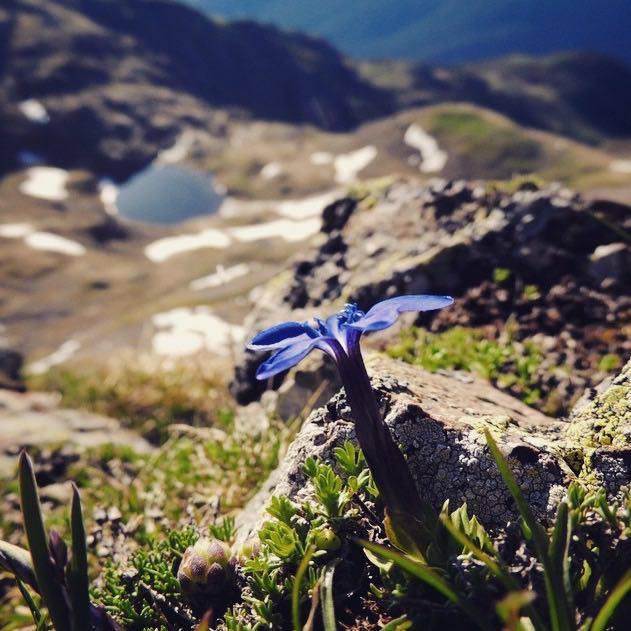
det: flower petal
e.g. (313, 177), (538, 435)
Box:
(248, 321), (315, 351)
(349, 294), (454, 332)
(255, 336), (336, 380)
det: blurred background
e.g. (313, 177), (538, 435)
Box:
(1, 0), (630, 374)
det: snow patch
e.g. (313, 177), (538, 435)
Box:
(229, 218), (320, 243)
(404, 124), (448, 173)
(20, 166), (69, 201)
(18, 99), (49, 124)
(310, 151), (334, 165)
(28, 340), (81, 375)
(0, 223), (34, 238)
(190, 263), (251, 291)
(144, 229), (232, 263)
(276, 191), (338, 219)
(610, 159), (631, 174)
(25, 232), (86, 256)
(152, 307), (245, 357)
(99, 178), (119, 215)
(0, 223), (85, 256)
(156, 130), (197, 165)
(334, 145), (377, 184)
(260, 162), (283, 179)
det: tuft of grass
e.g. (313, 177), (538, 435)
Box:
(387, 326), (544, 406)
(27, 355), (234, 444)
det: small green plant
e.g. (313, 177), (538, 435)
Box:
(0, 451), (120, 630)
(28, 356), (235, 443)
(223, 443), (378, 629)
(388, 326), (544, 407)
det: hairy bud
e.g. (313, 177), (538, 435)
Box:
(177, 538), (233, 597)
(311, 527), (341, 551)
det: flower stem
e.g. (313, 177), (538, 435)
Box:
(336, 350), (437, 546)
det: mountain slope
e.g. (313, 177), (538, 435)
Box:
(186, 0), (631, 63)
(0, 0), (392, 177)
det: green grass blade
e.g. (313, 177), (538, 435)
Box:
(18, 450), (71, 630)
(15, 574), (44, 627)
(549, 502), (574, 623)
(484, 430), (571, 631)
(439, 515), (547, 631)
(380, 615), (412, 630)
(69, 483), (91, 631)
(590, 571), (631, 631)
(292, 545), (315, 631)
(320, 559), (339, 631)
(359, 539), (493, 631)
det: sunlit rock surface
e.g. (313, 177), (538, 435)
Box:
(237, 353), (573, 538)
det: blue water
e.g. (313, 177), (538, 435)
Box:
(116, 165), (224, 224)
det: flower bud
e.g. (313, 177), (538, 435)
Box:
(236, 538), (260, 564)
(311, 527), (341, 551)
(177, 538), (233, 597)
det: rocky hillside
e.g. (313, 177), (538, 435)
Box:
(0, 0), (392, 177)
(3, 0), (631, 184)
(233, 178), (631, 418)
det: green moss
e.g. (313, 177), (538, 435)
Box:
(429, 110), (542, 177)
(568, 384), (631, 449)
(387, 326), (544, 407)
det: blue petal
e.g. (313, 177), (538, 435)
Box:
(255, 336), (337, 380)
(349, 295), (454, 332)
(248, 321), (315, 351)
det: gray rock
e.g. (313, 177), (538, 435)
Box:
(236, 354), (572, 540)
(588, 242), (631, 287)
(233, 180), (630, 415)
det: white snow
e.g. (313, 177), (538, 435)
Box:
(229, 218), (321, 243)
(276, 191), (338, 219)
(190, 263), (250, 291)
(28, 340), (81, 375)
(99, 178), (119, 215)
(144, 228), (232, 263)
(20, 166), (69, 201)
(18, 99), (50, 124)
(404, 124), (448, 173)
(151, 307), (245, 357)
(156, 130), (197, 165)
(0, 223), (34, 238)
(0, 223), (85, 256)
(25, 232), (86, 256)
(610, 159), (631, 174)
(260, 162), (283, 179)
(334, 145), (377, 184)
(310, 151), (334, 165)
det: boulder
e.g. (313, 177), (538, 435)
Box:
(567, 357), (631, 502)
(236, 354), (573, 539)
(232, 180), (630, 416)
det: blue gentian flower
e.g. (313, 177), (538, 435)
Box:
(248, 295), (454, 540)
(248, 295), (454, 380)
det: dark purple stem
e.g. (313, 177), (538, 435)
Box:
(331, 333), (434, 527)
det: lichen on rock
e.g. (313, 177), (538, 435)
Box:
(567, 357), (631, 500)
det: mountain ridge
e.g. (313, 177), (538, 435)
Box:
(185, 0), (631, 64)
